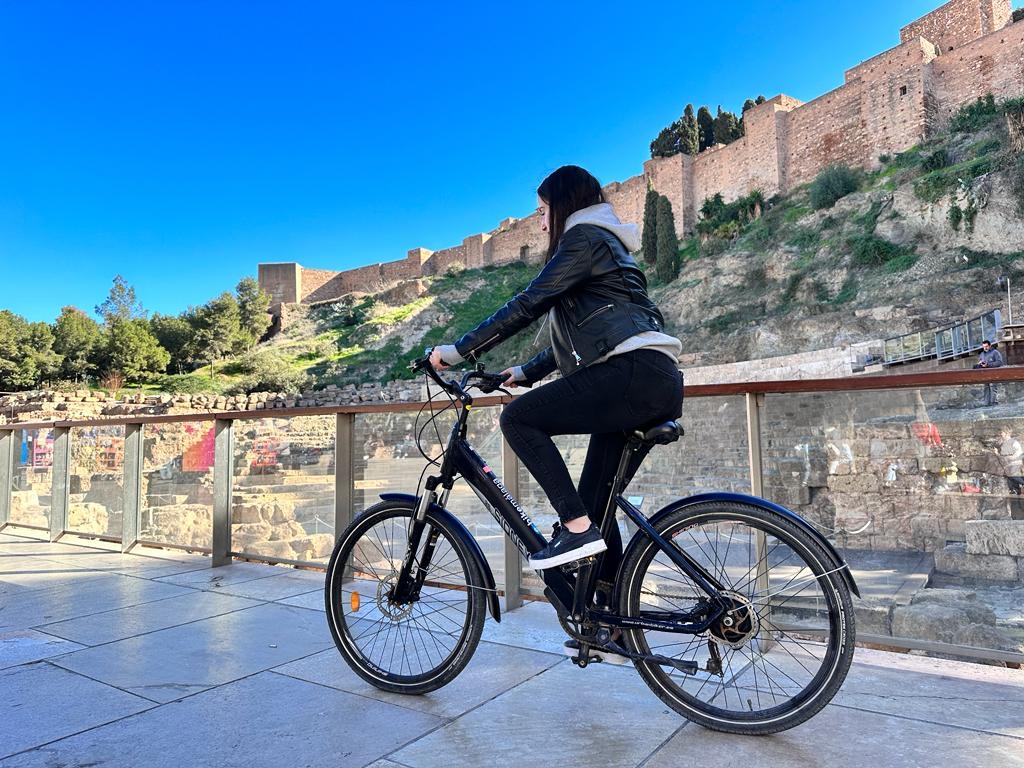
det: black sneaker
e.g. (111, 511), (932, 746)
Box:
(563, 638), (630, 665)
(528, 525), (607, 570)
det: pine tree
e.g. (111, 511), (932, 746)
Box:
(236, 276), (272, 348)
(655, 195), (680, 283)
(53, 306), (101, 381)
(697, 106), (715, 151)
(681, 104), (699, 156)
(641, 189), (659, 264)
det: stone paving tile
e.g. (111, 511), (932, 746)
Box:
(32, 550), (212, 580)
(0, 629), (85, 670)
(0, 575), (194, 632)
(273, 639), (563, 719)
(214, 569), (325, 601)
(277, 588), (325, 611)
(389, 659), (682, 768)
(832, 647), (1024, 738)
(36, 590), (261, 647)
(642, 703), (1024, 768)
(0, 663), (153, 760)
(153, 560), (290, 589)
(50, 602), (334, 702)
(480, 599), (569, 655)
(0, 562), (120, 593)
(0, 671), (444, 768)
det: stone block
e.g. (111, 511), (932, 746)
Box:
(934, 543), (1018, 581)
(854, 598), (893, 636)
(951, 623), (1022, 653)
(965, 520), (1024, 557)
(908, 589), (995, 625)
(892, 603), (966, 644)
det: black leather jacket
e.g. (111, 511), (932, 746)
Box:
(453, 223), (668, 384)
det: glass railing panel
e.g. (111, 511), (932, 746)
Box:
(10, 428), (54, 529)
(519, 395), (751, 596)
(353, 404), (505, 586)
(762, 385), (1024, 659)
(68, 425), (125, 538)
(231, 415), (336, 564)
(140, 421), (214, 550)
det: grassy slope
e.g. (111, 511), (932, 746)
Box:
(153, 100), (1024, 394)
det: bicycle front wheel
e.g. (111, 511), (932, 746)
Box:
(618, 501), (855, 735)
(324, 499), (487, 694)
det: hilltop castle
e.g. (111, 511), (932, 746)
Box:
(259, 0), (1024, 316)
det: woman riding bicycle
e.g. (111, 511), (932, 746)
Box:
(429, 164), (684, 584)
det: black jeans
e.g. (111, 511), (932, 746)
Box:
(500, 349), (684, 582)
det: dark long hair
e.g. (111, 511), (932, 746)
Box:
(537, 165), (605, 260)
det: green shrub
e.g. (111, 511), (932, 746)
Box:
(159, 374), (213, 395)
(679, 237), (700, 262)
(695, 190), (765, 237)
(788, 227), (820, 250)
(883, 253), (918, 273)
(701, 237), (730, 257)
(891, 146), (923, 169)
(781, 273), (804, 305)
(707, 310), (744, 334)
(947, 201), (963, 231)
(831, 276), (858, 304)
(848, 234), (907, 267)
(227, 350), (309, 395)
(913, 156), (994, 203)
(809, 165), (860, 209)
(921, 149), (950, 172)
(950, 94), (999, 133)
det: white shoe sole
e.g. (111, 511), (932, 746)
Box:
(562, 643), (630, 666)
(528, 539), (607, 570)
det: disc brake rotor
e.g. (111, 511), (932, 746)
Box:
(709, 589), (760, 649)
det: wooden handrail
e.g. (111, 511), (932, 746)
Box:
(1, 366), (1021, 430)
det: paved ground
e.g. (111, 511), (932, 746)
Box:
(1, 529), (1023, 768)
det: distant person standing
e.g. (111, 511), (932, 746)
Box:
(974, 340), (1004, 406)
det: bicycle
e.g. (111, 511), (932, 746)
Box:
(324, 350), (859, 734)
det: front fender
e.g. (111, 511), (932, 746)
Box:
(644, 492), (860, 598)
(379, 493), (501, 621)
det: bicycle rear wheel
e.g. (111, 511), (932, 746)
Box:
(618, 501), (855, 734)
(324, 499), (487, 694)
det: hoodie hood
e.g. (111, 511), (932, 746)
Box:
(565, 203), (641, 253)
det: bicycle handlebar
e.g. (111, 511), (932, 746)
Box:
(409, 348), (511, 397)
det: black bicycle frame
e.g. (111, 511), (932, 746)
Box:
(397, 394), (726, 635)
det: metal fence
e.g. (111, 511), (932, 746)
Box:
(884, 309), (1001, 365)
(3, 365), (1024, 665)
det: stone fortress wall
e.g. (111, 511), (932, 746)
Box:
(259, 0), (1024, 312)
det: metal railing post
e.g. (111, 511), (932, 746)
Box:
(212, 419), (234, 567)
(50, 427), (70, 541)
(335, 413), (355, 538)
(0, 429), (12, 529)
(500, 404), (523, 611)
(122, 423), (144, 553)
(745, 393), (771, 629)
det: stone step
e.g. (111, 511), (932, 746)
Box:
(966, 520), (1024, 557)
(934, 542), (1021, 582)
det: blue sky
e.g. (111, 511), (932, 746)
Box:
(2, 0), (1017, 322)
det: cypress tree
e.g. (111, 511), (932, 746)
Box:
(655, 195), (681, 283)
(697, 106), (715, 151)
(681, 104), (699, 156)
(641, 188), (659, 264)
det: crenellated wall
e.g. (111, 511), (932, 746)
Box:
(259, 0), (1023, 313)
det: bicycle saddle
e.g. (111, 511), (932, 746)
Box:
(630, 421), (683, 445)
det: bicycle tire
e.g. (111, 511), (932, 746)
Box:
(324, 499), (487, 694)
(617, 500), (855, 735)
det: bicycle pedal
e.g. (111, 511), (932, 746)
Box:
(559, 555), (597, 573)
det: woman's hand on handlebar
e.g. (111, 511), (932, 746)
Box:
(498, 367), (520, 389)
(429, 347), (449, 371)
